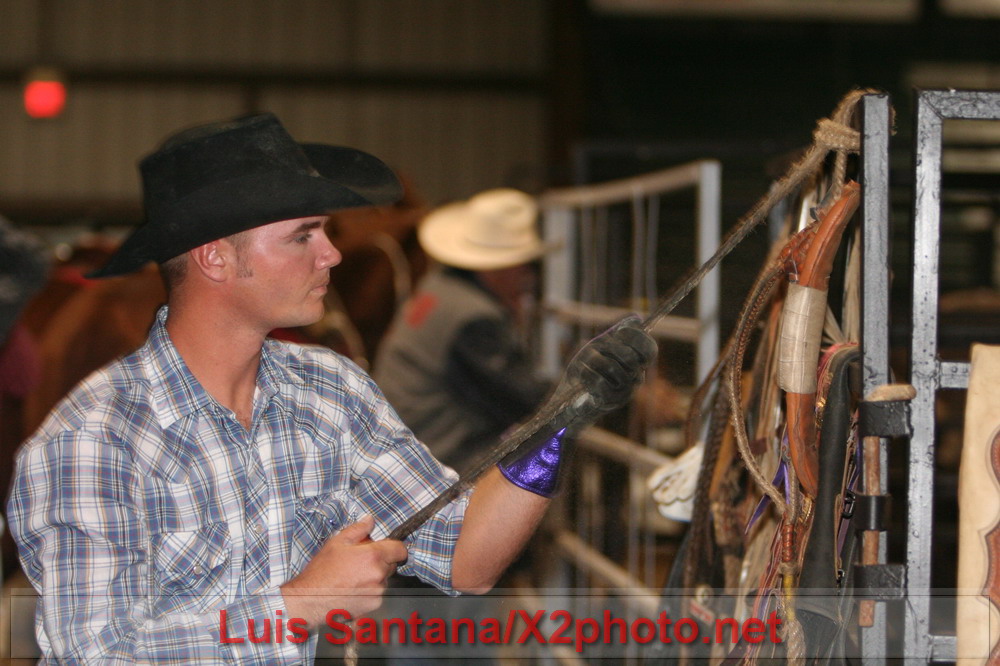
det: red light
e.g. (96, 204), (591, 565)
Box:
(24, 79), (66, 118)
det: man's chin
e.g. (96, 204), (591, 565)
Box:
(297, 306), (328, 330)
(270, 306), (327, 334)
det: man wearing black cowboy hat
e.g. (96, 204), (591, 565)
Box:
(7, 113), (656, 663)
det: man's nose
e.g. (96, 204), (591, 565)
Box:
(317, 233), (342, 269)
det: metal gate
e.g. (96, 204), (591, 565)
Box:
(522, 160), (722, 662)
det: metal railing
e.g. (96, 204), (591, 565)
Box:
(526, 160), (722, 662)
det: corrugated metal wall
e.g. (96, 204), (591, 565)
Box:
(0, 0), (549, 217)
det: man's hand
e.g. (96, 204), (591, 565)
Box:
(497, 316), (656, 498)
(555, 314), (657, 426)
(280, 515), (408, 627)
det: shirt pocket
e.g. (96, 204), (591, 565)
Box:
(151, 522), (232, 612)
(291, 430), (346, 499)
(290, 491), (353, 566)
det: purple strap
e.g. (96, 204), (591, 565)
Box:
(745, 457), (790, 536)
(498, 429), (567, 498)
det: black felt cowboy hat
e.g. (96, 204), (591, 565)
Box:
(89, 113), (403, 278)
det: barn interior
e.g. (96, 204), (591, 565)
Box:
(2, 0), (1000, 662)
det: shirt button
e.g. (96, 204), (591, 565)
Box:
(192, 565), (204, 576)
(252, 523), (265, 535)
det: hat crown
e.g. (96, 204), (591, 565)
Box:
(89, 112), (402, 278)
(141, 113), (315, 205)
(463, 189), (539, 250)
(418, 188), (552, 271)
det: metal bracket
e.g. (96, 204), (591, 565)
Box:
(852, 564), (906, 600)
(859, 398), (911, 438)
(851, 494), (892, 532)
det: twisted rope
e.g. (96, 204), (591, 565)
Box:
(726, 264), (788, 514)
(813, 116), (861, 153)
(348, 90), (881, 666)
(777, 570), (807, 666)
(679, 89), (878, 596)
(681, 364), (733, 592)
(720, 89), (875, 509)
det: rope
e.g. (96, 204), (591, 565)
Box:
(721, 90), (878, 515)
(681, 374), (732, 591)
(821, 88), (873, 206)
(387, 90), (883, 544)
(777, 566), (807, 666)
(813, 117), (861, 153)
(344, 630), (359, 666)
(757, 99), (870, 664)
(778, 458), (805, 665)
(681, 215), (791, 590)
(680, 89), (883, 665)
(677, 89), (879, 594)
(726, 265), (789, 515)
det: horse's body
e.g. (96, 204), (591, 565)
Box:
(21, 266), (166, 437)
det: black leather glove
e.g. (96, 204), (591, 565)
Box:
(496, 315), (656, 497)
(551, 314), (657, 428)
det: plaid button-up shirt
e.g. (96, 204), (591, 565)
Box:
(8, 306), (468, 664)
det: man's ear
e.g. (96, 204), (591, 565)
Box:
(189, 241), (230, 283)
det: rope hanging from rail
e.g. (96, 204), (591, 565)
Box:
(346, 87), (888, 666)
(678, 89), (888, 647)
(718, 87), (876, 511)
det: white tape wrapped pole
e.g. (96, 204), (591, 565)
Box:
(777, 283), (827, 394)
(957, 343), (1000, 664)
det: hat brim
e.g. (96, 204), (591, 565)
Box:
(301, 143), (403, 206)
(88, 143), (403, 278)
(418, 202), (557, 271)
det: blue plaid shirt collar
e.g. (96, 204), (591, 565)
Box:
(135, 306), (307, 479)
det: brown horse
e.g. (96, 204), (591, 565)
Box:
(20, 265), (166, 438)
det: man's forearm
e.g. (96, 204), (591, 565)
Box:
(451, 467), (550, 593)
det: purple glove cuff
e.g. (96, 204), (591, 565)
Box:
(498, 429), (567, 498)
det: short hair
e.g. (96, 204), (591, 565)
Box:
(228, 230), (254, 278)
(157, 229), (254, 294)
(158, 254), (187, 293)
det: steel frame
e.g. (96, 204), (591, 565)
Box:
(532, 89), (1000, 663)
(858, 90), (895, 665)
(860, 89), (1000, 663)
(539, 159), (722, 384)
(905, 89), (1000, 663)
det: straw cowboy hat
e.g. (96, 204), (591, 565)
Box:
(90, 113), (402, 278)
(418, 188), (555, 271)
